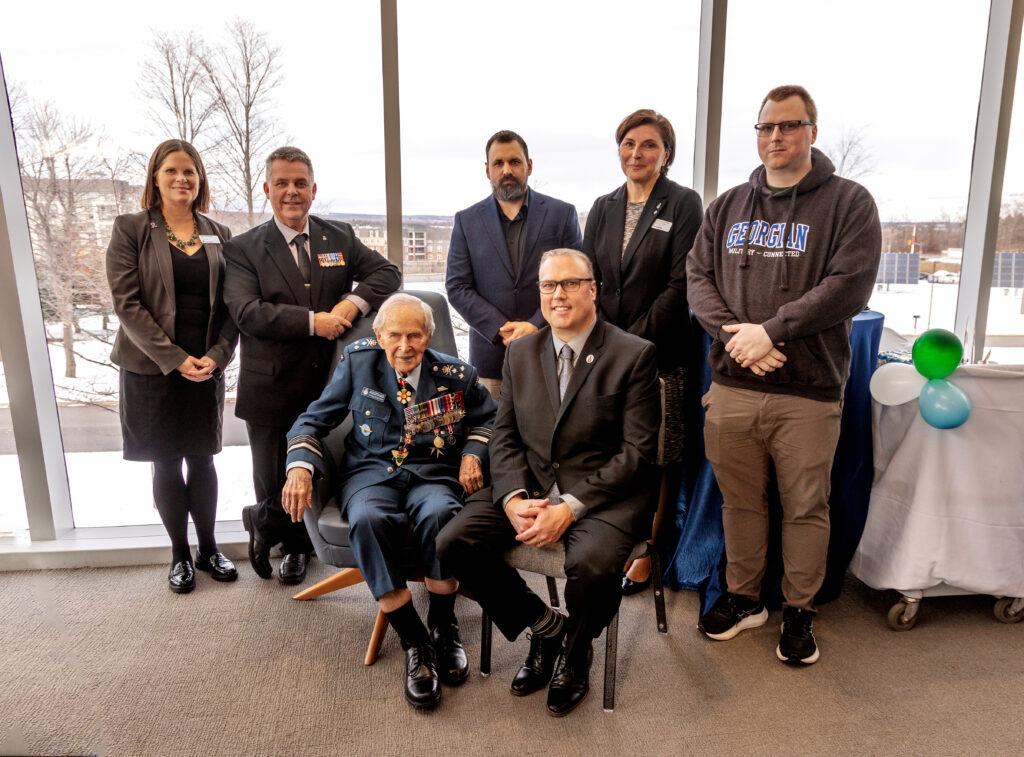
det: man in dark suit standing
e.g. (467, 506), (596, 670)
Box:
(224, 146), (400, 585)
(438, 249), (661, 716)
(445, 130), (582, 399)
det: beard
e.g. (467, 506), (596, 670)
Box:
(492, 175), (526, 202)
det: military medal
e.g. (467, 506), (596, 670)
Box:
(317, 251), (346, 267)
(397, 377), (413, 405)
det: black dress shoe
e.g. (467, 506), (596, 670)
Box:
(278, 552), (310, 585)
(546, 644), (593, 717)
(194, 550), (239, 582)
(430, 622), (469, 686)
(404, 642), (441, 709)
(510, 625), (567, 697)
(621, 574), (653, 595)
(168, 560), (195, 594)
(241, 505), (273, 580)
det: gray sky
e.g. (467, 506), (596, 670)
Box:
(1, 0), (1020, 220)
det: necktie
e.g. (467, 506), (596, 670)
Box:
(294, 232), (311, 283)
(558, 344), (574, 401)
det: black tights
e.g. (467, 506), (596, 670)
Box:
(152, 455), (218, 564)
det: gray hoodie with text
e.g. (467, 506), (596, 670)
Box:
(686, 147), (881, 402)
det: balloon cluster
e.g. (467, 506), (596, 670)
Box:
(870, 329), (971, 429)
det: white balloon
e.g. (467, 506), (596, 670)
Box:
(870, 362), (928, 406)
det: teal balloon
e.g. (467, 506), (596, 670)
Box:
(912, 329), (963, 379)
(919, 379), (971, 429)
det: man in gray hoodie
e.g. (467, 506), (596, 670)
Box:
(686, 85), (881, 664)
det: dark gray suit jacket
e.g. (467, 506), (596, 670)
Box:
(106, 208), (235, 375)
(223, 215), (401, 427)
(490, 318), (661, 540)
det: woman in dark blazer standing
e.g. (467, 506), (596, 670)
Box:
(106, 139), (238, 593)
(583, 109), (703, 594)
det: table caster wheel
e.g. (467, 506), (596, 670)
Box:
(887, 601), (918, 631)
(993, 597), (1024, 624)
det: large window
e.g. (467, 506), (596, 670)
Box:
(0, 1), (386, 528)
(397, 0), (701, 359)
(719, 0), (989, 339)
(986, 49), (1024, 364)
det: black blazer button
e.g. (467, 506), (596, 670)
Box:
(616, 288), (621, 296)
(312, 361), (318, 369)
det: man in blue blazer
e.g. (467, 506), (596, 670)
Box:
(445, 130), (582, 397)
(282, 294), (496, 710)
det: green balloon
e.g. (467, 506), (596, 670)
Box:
(912, 328), (963, 379)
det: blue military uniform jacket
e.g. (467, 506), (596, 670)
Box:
(286, 338), (497, 506)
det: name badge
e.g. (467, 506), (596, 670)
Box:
(652, 219), (673, 232)
(317, 252), (346, 267)
(198, 234), (222, 244)
(361, 387), (386, 402)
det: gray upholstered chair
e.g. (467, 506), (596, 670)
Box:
(479, 541), (668, 712)
(291, 290), (460, 664)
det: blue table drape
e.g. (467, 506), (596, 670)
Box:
(666, 310), (884, 614)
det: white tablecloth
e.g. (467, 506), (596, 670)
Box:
(850, 364), (1024, 597)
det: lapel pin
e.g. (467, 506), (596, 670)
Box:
(586, 354), (594, 364)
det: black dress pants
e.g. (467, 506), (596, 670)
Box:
(437, 490), (635, 659)
(245, 421), (313, 554)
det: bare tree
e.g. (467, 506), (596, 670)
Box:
(821, 126), (877, 182)
(140, 30), (218, 146)
(202, 19), (282, 228)
(16, 101), (108, 378)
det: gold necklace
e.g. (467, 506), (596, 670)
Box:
(165, 219), (199, 250)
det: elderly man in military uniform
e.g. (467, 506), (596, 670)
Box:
(281, 293), (496, 710)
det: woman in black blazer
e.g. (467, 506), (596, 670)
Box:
(582, 109), (703, 594)
(106, 139), (238, 593)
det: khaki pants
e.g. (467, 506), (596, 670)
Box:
(702, 383), (842, 611)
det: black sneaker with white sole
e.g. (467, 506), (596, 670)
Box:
(776, 606), (819, 664)
(699, 592), (769, 640)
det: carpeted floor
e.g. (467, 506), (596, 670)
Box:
(2, 560), (1023, 757)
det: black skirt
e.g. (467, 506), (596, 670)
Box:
(119, 368), (225, 462)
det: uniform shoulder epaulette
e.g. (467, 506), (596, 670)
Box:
(428, 353), (470, 383)
(345, 337), (382, 355)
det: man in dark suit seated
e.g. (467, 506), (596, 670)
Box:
(281, 294), (496, 711)
(437, 249), (661, 717)
(445, 130), (583, 400)
(224, 146), (400, 586)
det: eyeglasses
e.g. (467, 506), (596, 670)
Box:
(754, 120), (815, 137)
(538, 278), (592, 294)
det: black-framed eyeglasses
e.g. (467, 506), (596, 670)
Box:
(754, 120), (815, 137)
(538, 277), (593, 294)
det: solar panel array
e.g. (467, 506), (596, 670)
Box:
(992, 252), (1024, 287)
(876, 252), (921, 284)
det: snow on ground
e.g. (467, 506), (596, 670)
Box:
(0, 446), (253, 534)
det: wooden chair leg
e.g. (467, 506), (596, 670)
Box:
(546, 576), (560, 608)
(649, 548), (668, 634)
(480, 611), (492, 677)
(292, 567), (366, 601)
(365, 608), (389, 666)
(603, 611), (619, 712)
